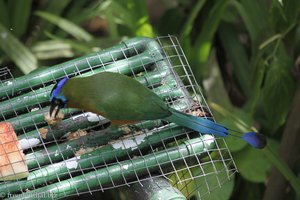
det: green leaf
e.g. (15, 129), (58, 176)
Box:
(31, 40), (74, 60)
(35, 11), (93, 42)
(43, 0), (72, 16)
(200, 164), (234, 200)
(96, 0), (132, 37)
(222, 3), (239, 23)
(157, 8), (185, 36)
(136, 16), (154, 37)
(0, 0), (9, 27)
(261, 51), (295, 132)
(0, 23), (37, 74)
(210, 103), (252, 152)
(263, 141), (300, 196)
(170, 163), (234, 200)
(202, 51), (232, 108)
(94, 0), (153, 37)
(8, 0), (32, 37)
(63, 1), (98, 24)
(193, 0), (228, 66)
(34, 0), (71, 41)
(119, 0), (153, 36)
(180, 0), (206, 38)
(234, 139), (278, 182)
(101, 1), (135, 29)
(44, 32), (93, 54)
(294, 25), (300, 56)
(281, 0), (300, 26)
(233, 0), (271, 47)
(193, 163), (234, 200)
(246, 58), (266, 115)
(233, 181), (263, 200)
(259, 34), (282, 50)
(271, 0), (288, 32)
(218, 22), (251, 97)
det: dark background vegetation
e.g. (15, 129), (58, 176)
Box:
(0, 0), (299, 199)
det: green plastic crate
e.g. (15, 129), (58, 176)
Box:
(0, 36), (236, 200)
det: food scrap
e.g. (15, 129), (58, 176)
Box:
(187, 105), (212, 117)
(67, 130), (88, 141)
(38, 127), (48, 140)
(0, 123), (29, 181)
(75, 146), (98, 156)
(44, 108), (64, 125)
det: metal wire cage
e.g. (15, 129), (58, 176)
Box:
(0, 35), (237, 200)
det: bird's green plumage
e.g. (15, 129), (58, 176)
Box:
(50, 71), (267, 149)
(62, 72), (171, 121)
(60, 72), (228, 136)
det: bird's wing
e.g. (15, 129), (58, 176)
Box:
(62, 72), (171, 121)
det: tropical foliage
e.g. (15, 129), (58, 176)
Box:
(0, 0), (299, 199)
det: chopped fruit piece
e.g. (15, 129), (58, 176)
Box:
(0, 123), (28, 181)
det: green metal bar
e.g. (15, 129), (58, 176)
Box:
(24, 119), (163, 170)
(8, 108), (80, 133)
(16, 77), (184, 150)
(0, 86), (50, 120)
(78, 49), (164, 77)
(117, 177), (186, 200)
(0, 37), (167, 119)
(0, 72), (158, 122)
(124, 37), (163, 55)
(13, 60), (184, 145)
(0, 51), (164, 120)
(24, 99), (190, 169)
(0, 37), (202, 199)
(17, 112), (110, 141)
(153, 85), (184, 100)
(0, 37), (154, 99)
(6, 137), (214, 200)
(0, 37), (173, 122)
(0, 124), (190, 195)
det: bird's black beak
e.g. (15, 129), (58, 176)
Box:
(49, 98), (63, 118)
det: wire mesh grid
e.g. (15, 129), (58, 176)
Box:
(0, 35), (237, 200)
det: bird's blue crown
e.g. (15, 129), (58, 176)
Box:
(50, 77), (69, 103)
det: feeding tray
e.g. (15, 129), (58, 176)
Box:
(0, 36), (237, 199)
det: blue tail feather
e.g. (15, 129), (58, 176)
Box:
(165, 108), (229, 137)
(242, 132), (267, 149)
(165, 108), (267, 149)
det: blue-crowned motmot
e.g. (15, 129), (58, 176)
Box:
(49, 72), (267, 149)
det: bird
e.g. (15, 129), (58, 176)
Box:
(49, 72), (267, 149)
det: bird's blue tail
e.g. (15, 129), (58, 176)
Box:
(165, 108), (267, 149)
(165, 108), (229, 137)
